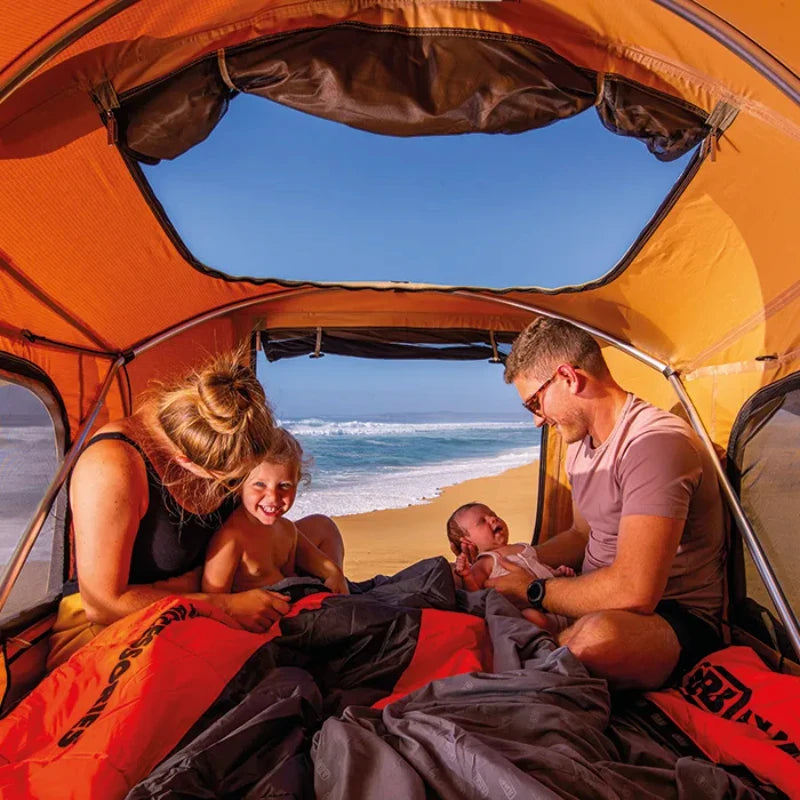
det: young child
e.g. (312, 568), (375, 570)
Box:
(446, 501), (574, 632)
(202, 428), (348, 599)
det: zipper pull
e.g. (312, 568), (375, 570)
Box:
(91, 80), (121, 146)
(105, 108), (118, 145)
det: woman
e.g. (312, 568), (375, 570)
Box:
(47, 352), (344, 670)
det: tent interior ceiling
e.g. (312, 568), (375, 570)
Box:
(1, 0), (800, 445)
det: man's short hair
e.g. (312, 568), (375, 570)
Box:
(446, 502), (480, 548)
(504, 317), (608, 383)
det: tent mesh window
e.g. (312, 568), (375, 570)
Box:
(0, 379), (64, 624)
(728, 372), (800, 659)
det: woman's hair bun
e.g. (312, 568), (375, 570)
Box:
(195, 360), (267, 436)
(154, 349), (276, 492)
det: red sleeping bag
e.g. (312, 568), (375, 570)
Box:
(647, 645), (800, 799)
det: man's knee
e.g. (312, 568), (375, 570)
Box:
(559, 610), (680, 690)
(559, 611), (624, 664)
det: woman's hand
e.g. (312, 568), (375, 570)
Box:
(222, 588), (291, 632)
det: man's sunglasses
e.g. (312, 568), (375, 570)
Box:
(521, 365), (577, 417)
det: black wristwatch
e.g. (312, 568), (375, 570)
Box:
(526, 578), (548, 610)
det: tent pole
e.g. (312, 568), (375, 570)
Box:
(654, 0), (800, 108)
(450, 291), (670, 372)
(0, 1), (142, 106)
(0, 354), (126, 615)
(667, 373), (800, 659)
(453, 290), (800, 660)
(0, 286), (321, 612)
(129, 286), (320, 356)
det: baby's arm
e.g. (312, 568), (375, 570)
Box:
(552, 564), (576, 577)
(295, 530), (348, 594)
(454, 553), (480, 590)
(456, 555), (492, 591)
(201, 522), (243, 593)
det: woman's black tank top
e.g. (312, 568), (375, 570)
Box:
(67, 432), (235, 589)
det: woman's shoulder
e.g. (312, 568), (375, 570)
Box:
(72, 419), (148, 486)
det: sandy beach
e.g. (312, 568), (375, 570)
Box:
(334, 460), (539, 581)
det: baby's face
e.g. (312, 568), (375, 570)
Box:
(457, 504), (509, 552)
(241, 461), (298, 525)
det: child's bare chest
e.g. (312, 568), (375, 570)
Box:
(235, 523), (296, 587)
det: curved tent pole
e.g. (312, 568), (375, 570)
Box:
(0, 353), (126, 614)
(0, 0), (142, 106)
(455, 290), (800, 659)
(0, 285), (320, 615)
(654, 0), (800, 107)
(128, 286), (321, 355)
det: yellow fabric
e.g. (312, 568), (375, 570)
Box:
(45, 592), (106, 672)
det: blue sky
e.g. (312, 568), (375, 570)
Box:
(145, 96), (691, 420)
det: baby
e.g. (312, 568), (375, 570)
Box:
(202, 428), (348, 599)
(446, 501), (574, 632)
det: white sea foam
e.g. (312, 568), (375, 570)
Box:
(281, 419), (530, 437)
(289, 445), (539, 518)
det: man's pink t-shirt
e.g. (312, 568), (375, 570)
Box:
(566, 394), (725, 621)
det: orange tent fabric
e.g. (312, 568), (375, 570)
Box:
(2, 0), (800, 446)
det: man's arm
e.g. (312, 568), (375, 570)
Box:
(487, 513), (685, 616)
(532, 502), (590, 570)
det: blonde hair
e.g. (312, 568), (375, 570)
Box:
(147, 350), (276, 510)
(446, 502), (481, 549)
(504, 317), (608, 383)
(259, 427), (311, 487)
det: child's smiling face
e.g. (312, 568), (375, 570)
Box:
(456, 504), (509, 552)
(241, 460), (299, 525)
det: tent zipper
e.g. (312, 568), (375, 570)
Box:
(91, 80), (121, 145)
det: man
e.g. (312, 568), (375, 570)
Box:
(482, 318), (726, 690)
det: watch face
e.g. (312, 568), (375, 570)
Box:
(526, 579), (545, 608)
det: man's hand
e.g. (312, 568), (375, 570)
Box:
(456, 538), (479, 564)
(484, 557), (534, 608)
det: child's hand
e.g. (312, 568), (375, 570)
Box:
(553, 564), (576, 578)
(455, 553), (471, 578)
(454, 553), (483, 592)
(324, 570), (349, 595)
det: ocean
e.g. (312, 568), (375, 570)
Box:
(0, 424), (60, 566)
(0, 417), (539, 565)
(282, 416), (540, 518)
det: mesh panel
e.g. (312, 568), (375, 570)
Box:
(731, 377), (800, 620)
(0, 382), (60, 622)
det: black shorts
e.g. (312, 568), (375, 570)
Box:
(655, 600), (723, 685)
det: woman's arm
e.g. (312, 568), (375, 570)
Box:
(71, 438), (171, 625)
(70, 438), (290, 631)
(295, 530), (348, 594)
